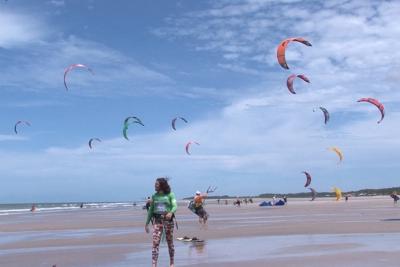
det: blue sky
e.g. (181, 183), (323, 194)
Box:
(1, 0), (400, 202)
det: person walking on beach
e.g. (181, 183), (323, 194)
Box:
(145, 196), (152, 211)
(193, 190), (209, 225)
(234, 197), (241, 207)
(390, 192), (399, 205)
(145, 177), (177, 267)
(30, 204), (36, 212)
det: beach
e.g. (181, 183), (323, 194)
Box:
(1, 197), (400, 266)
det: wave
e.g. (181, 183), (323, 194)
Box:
(0, 201), (143, 216)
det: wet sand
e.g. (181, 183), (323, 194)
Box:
(1, 197), (400, 266)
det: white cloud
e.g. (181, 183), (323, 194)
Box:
(0, 10), (174, 98)
(0, 10), (48, 48)
(1, 89), (399, 199)
(0, 134), (27, 142)
(1, 37), (174, 97)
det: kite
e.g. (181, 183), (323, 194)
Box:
(277, 37), (312, 69)
(333, 187), (342, 201)
(303, 171), (312, 187)
(172, 117), (188, 130)
(329, 147), (343, 163)
(124, 116), (144, 127)
(313, 107), (330, 124)
(63, 64), (94, 90)
(14, 120), (31, 134)
(185, 141), (200, 155)
(88, 138), (101, 149)
(357, 98), (385, 123)
(286, 74), (310, 94)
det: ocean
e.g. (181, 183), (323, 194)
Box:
(0, 201), (144, 216)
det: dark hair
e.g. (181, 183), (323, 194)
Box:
(156, 177), (171, 194)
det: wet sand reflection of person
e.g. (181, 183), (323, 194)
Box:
(188, 242), (206, 257)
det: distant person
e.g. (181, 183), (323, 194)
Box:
(145, 197), (152, 211)
(145, 177), (177, 267)
(244, 198), (248, 205)
(345, 195), (349, 202)
(217, 199), (220, 205)
(193, 191), (209, 225)
(390, 192), (399, 205)
(133, 202), (137, 207)
(249, 198), (253, 204)
(80, 203), (84, 208)
(272, 195), (276, 205)
(283, 196), (287, 203)
(30, 204), (36, 212)
(234, 198), (241, 207)
(225, 199), (228, 205)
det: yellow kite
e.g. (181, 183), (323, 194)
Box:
(332, 187), (342, 201)
(329, 147), (343, 164)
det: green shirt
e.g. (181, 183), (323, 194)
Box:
(146, 192), (177, 225)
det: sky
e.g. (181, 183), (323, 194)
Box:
(0, 0), (400, 203)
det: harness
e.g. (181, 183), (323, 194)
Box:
(151, 193), (178, 229)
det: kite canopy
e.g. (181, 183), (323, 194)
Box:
(63, 64), (94, 90)
(185, 141), (200, 155)
(122, 125), (130, 140)
(357, 98), (385, 123)
(123, 116), (144, 140)
(172, 117), (188, 130)
(286, 74), (310, 94)
(303, 171), (312, 187)
(14, 120), (31, 134)
(277, 37), (312, 69)
(314, 107), (330, 124)
(329, 147), (343, 163)
(88, 138), (101, 149)
(124, 116), (144, 127)
(333, 187), (342, 201)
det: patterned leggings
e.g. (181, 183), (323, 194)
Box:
(152, 220), (174, 265)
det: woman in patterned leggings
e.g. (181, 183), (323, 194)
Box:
(145, 177), (177, 267)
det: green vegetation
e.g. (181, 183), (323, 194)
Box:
(184, 186), (400, 199)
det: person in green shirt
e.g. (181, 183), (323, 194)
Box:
(145, 177), (177, 267)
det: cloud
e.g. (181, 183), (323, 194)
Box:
(2, 100), (66, 108)
(0, 10), (174, 98)
(1, 36), (175, 97)
(0, 10), (49, 48)
(0, 134), (27, 142)
(218, 63), (264, 76)
(1, 89), (399, 200)
(154, 0), (400, 76)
